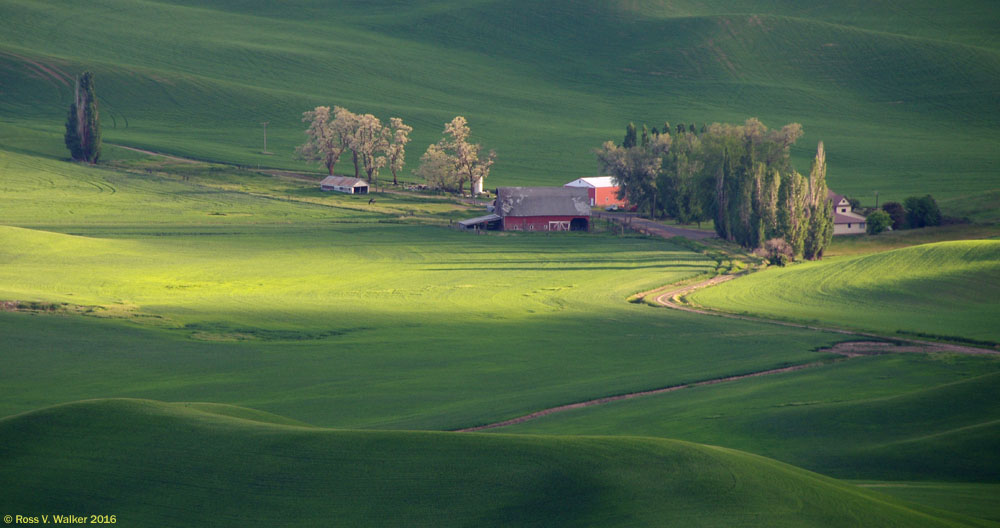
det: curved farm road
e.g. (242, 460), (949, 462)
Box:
(649, 276), (997, 356)
(99, 146), (995, 430)
(459, 274), (996, 433)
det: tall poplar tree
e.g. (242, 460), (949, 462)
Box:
(803, 142), (834, 260)
(623, 122), (637, 148)
(64, 72), (101, 163)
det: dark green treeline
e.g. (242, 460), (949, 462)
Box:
(596, 119), (833, 260)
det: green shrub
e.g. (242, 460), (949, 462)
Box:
(866, 210), (891, 235)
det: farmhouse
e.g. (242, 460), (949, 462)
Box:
(564, 176), (627, 208)
(494, 186), (591, 231)
(320, 176), (369, 194)
(829, 190), (866, 235)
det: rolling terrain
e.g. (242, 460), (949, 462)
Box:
(688, 240), (1000, 344)
(1, 398), (993, 528)
(1, 0), (998, 218)
(500, 354), (1000, 481)
(2, 1), (1000, 524)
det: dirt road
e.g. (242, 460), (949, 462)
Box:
(594, 212), (717, 239)
(648, 276), (996, 356)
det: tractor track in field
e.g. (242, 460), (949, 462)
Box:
(456, 360), (833, 432)
(458, 273), (996, 432)
(646, 275), (997, 356)
(99, 143), (995, 433)
(108, 144), (201, 164)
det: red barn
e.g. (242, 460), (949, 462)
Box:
(564, 176), (627, 208)
(495, 187), (591, 231)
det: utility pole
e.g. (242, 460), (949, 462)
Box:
(260, 121), (271, 155)
(874, 190), (879, 209)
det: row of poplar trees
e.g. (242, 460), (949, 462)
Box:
(596, 118), (834, 260)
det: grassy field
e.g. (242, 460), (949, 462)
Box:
(852, 482), (1000, 523)
(825, 224), (1000, 257)
(499, 354), (1000, 481)
(0, 215), (853, 429)
(2, 119), (998, 522)
(1, 398), (994, 528)
(1, 0), (998, 219)
(688, 240), (1000, 344)
(2, 1), (999, 523)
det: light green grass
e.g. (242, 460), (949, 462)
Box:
(0, 398), (993, 528)
(689, 240), (1000, 344)
(826, 224), (1000, 257)
(1, 0), (998, 219)
(0, 131), (845, 432)
(0, 145), (471, 226)
(0, 221), (847, 430)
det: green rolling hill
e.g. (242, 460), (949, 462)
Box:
(0, 398), (993, 527)
(1, 0), (997, 218)
(499, 353), (1000, 483)
(689, 240), (1000, 344)
(2, 2), (999, 524)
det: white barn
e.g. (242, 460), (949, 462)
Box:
(320, 176), (369, 194)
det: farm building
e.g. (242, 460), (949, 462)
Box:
(494, 186), (591, 231)
(320, 176), (369, 194)
(829, 190), (867, 235)
(564, 176), (627, 208)
(457, 213), (502, 231)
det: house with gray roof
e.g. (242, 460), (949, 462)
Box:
(828, 190), (867, 235)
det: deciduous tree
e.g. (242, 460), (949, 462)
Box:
(415, 143), (461, 192)
(418, 117), (495, 196)
(866, 210), (891, 235)
(596, 134), (670, 218)
(295, 106), (357, 176)
(443, 116), (495, 195)
(384, 117), (412, 186)
(351, 113), (388, 184)
(881, 201), (906, 230)
(904, 195), (941, 228)
(803, 142), (833, 260)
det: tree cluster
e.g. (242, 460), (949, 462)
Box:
(415, 116), (496, 196)
(596, 118), (834, 260)
(64, 72), (101, 163)
(296, 106), (411, 185)
(877, 195), (942, 231)
(903, 195), (942, 229)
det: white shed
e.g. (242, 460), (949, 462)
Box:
(320, 176), (369, 194)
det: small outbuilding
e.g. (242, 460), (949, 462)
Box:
(458, 213), (502, 231)
(495, 186), (591, 231)
(320, 176), (369, 194)
(564, 176), (627, 208)
(829, 190), (866, 235)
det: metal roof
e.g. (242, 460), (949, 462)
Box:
(496, 187), (591, 217)
(320, 176), (369, 187)
(458, 213), (502, 227)
(564, 176), (617, 188)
